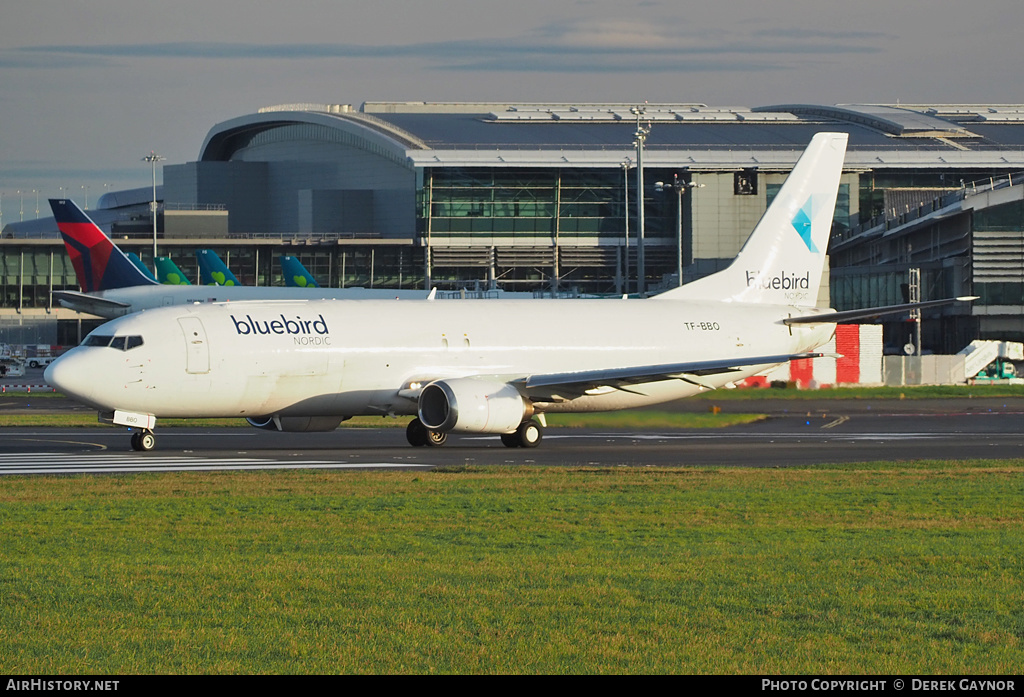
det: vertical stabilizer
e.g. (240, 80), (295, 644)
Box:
(156, 256), (192, 285)
(654, 132), (847, 305)
(127, 253), (158, 282)
(281, 255), (320, 288)
(49, 199), (159, 292)
(197, 249), (241, 286)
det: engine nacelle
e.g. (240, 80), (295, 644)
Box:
(246, 415), (347, 432)
(418, 378), (529, 434)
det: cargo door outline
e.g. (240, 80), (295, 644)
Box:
(178, 316), (210, 374)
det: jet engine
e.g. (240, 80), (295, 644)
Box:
(418, 378), (529, 433)
(246, 415), (347, 432)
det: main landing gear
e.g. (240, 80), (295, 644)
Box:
(405, 417), (543, 448)
(406, 418), (448, 447)
(130, 430), (156, 452)
(500, 418), (543, 448)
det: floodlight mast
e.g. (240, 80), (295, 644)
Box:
(656, 174), (704, 287)
(143, 151), (165, 273)
(631, 106), (649, 296)
(621, 158), (632, 294)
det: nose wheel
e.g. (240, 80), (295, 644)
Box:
(130, 430), (156, 452)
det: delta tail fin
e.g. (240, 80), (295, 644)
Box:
(197, 249), (241, 286)
(49, 199), (159, 292)
(156, 256), (192, 285)
(281, 255), (320, 288)
(654, 132), (848, 306)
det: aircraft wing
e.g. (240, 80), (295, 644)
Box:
(52, 290), (131, 319)
(518, 352), (822, 399)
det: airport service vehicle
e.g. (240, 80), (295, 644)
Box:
(45, 133), (971, 452)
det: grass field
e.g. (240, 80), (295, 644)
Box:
(1, 462), (1022, 674)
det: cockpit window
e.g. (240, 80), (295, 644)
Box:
(83, 334), (113, 347)
(82, 334), (144, 351)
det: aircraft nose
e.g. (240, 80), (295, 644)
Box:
(45, 351), (99, 406)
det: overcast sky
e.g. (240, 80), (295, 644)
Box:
(2, 0), (1021, 218)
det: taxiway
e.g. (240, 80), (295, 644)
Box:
(2, 399), (1023, 474)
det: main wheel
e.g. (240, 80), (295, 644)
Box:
(425, 429), (448, 447)
(500, 433), (520, 448)
(406, 418), (429, 447)
(516, 419), (543, 448)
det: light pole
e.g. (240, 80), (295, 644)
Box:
(33, 190), (39, 219)
(621, 158), (632, 294)
(656, 173), (704, 287)
(81, 185), (90, 209)
(17, 190), (23, 222)
(143, 151), (165, 272)
(631, 106), (649, 295)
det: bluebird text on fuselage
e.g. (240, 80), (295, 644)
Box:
(231, 314), (329, 336)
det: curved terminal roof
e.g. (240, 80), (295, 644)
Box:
(198, 102), (1024, 171)
(200, 105), (425, 169)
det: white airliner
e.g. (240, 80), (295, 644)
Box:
(48, 198), (427, 319)
(45, 133), (971, 451)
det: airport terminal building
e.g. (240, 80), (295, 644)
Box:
(4, 101), (1024, 352)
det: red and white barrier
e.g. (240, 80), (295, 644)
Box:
(740, 324), (883, 388)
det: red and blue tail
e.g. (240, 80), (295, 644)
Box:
(49, 199), (158, 292)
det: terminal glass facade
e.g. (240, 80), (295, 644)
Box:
(0, 246), (77, 310)
(420, 167), (677, 244)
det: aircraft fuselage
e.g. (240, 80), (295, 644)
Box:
(46, 297), (833, 420)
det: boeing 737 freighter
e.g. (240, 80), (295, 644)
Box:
(45, 134), (972, 451)
(49, 198), (426, 319)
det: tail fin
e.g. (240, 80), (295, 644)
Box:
(197, 249), (241, 286)
(281, 255), (320, 288)
(49, 199), (159, 292)
(155, 256), (192, 285)
(127, 252), (158, 282)
(654, 132), (848, 305)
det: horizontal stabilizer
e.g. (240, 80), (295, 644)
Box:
(52, 290), (132, 318)
(784, 297), (978, 325)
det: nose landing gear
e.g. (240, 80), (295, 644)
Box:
(130, 430), (156, 452)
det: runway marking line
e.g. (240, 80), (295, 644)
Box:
(822, 416), (850, 429)
(0, 436), (107, 450)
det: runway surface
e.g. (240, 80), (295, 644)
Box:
(3, 397), (1024, 475)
